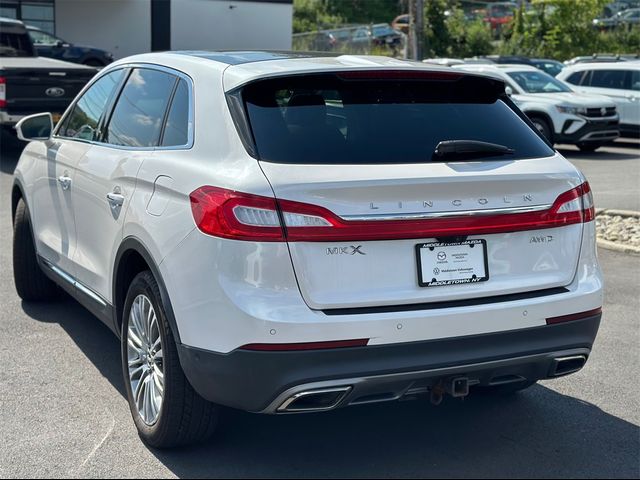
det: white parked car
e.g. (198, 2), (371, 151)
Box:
(12, 52), (603, 448)
(455, 64), (620, 151)
(557, 62), (640, 137)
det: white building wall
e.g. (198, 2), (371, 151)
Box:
(55, 0), (152, 60)
(171, 0), (292, 51)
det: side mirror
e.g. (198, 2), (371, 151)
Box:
(505, 85), (514, 96)
(15, 113), (53, 141)
(55, 40), (65, 48)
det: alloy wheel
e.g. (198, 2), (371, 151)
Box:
(127, 294), (164, 425)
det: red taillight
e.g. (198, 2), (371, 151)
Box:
(189, 186), (285, 241)
(0, 76), (6, 109)
(546, 307), (602, 325)
(190, 182), (595, 242)
(239, 339), (369, 351)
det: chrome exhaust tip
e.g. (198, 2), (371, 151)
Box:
(277, 386), (352, 413)
(550, 355), (587, 377)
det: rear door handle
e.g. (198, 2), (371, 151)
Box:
(57, 175), (71, 190)
(106, 191), (124, 208)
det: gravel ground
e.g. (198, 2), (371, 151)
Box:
(596, 213), (640, 248)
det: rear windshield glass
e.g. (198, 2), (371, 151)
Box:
(238, 73), (554, 165)
(0, 30), (35, 57)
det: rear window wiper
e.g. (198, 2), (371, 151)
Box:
(433, 140), (515, 161)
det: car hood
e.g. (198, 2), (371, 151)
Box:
(0, 55), (96, 70)
(513, 91), (616, 108)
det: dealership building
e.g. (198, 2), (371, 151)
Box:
(0, 0), (293, 59)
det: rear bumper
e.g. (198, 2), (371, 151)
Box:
(178, 314), (601, 413)
(0, 111), (25, 126)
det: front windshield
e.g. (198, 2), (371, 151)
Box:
(533, 61), (564, 77)
(507, 70), (572, 93)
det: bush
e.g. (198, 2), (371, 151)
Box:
(499, 0), (639, 59)
(445, 8), (494, 58)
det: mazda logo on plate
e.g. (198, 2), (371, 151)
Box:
(437, 251), (447, 261)
(45, 87), (65, 97)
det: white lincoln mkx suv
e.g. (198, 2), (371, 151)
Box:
(12, 52), (603, 448)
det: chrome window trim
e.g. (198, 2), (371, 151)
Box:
(340, 204), (553, 222)
(53, 62), (195, 151)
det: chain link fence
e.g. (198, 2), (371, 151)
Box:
(292, 23), (407, 58)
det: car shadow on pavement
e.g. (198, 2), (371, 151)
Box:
(20, 296), (125, 397)
(151, 385), (639, 478)
(18, 297), (640, 478)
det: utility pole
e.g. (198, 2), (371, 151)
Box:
(415, 0), (424, 61)
(409, 0), (424, 61)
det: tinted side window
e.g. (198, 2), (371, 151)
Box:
(0, 25), (35, 56)
(29, 29), (57, 45)
(565, 71), (585, 85)
(59, 69), (124, 140)
(589, 69), (630, 90)
(105, 69), (176, 147)
(630, 70), (640, 91)
(160, 79), (190, 147)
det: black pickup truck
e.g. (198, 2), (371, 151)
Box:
(0, 17), (97, 129)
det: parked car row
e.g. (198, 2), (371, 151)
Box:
(0, 17), (98, 129)
(593, 7), (640, 29)
(424, 52), (640, 146)
(295, 23), (404, 53)
(454, 64), (622, 151)
(558, 62), (640, 137)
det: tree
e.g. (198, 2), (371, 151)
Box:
(423, 0), (450, 57)
(325, 0), (402, 25)
(445, 7), (494, 58)
(292, 0), (343, 33)
(500, 0), (615, 59)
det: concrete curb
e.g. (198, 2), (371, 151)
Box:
(597, 209), (640, 219)
(595, 209), (640, 255)
(597, 239), (640, 255)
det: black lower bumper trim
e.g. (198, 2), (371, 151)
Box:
(177, 314), (601, 412)
(323, 287), (568, 316)
(557, 119), (619, 144)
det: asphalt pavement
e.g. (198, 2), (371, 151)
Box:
(0, 133), (638, 478)
(559, 138), (640, 211)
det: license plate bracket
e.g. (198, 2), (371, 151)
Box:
(416, 239), (489, 288)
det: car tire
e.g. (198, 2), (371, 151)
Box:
(530, 117), (553, 144)
(577, 143), (602, 152)
(477, 379), (537, 396)
(121, 271), (219, 448)
(12, 198), (58, 301)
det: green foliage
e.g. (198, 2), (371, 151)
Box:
(499, 0), (639, 59)
(423, 0), (451, 57)
(293, 0), (639, 60)
(445, 8), (494, 58)
(292, 0), (343, 34)
(324, 0), (402, 25)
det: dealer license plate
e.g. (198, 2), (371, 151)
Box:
(416, 239), (489, 287)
